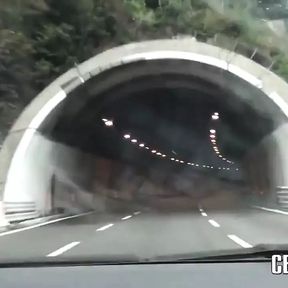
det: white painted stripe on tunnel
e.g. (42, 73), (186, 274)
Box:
(208, 219), (220, 228)
(201, 212), (207, 217)
(269, 92), (288, 119)
(96, 223), (114, 231)
(228, 64), (262, 88)
(121, 215), (132, 220)
(123, 51), (228, 71)
(134, 211), (141, 215)
(227, 235), (252, 248)
(3, 90), (67, 204)
(253, 205), (288, 215)
(47, 241), (80, 257)
(124, 52), (264, 91)
(30, 90), (67, 129)
(0, 211), (94, 237)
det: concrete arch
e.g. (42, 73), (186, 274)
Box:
(1, 38), (288, 226)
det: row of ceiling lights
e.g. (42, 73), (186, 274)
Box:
(210, 112), (234, 165)
(102, 118), (239, 172)
(122, 132), (238, 171)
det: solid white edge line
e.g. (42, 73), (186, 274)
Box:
(0, 211), (94, 237)
(208, 219), (220, 228)
(47, 241), (80, 257)
(253, 205), (288, 215)
(96, 223), (114, 231)
(227, 234), (252, 248)
(121, 215), (132, 220)
(201, 212), (207, 217)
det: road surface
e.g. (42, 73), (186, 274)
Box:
(0, 206), (287, 261)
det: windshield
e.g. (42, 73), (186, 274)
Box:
(1, 0), (288, 262)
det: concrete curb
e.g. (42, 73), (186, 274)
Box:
(0, 213), (67, 233)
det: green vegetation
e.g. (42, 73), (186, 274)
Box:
(0, 0), (288, 142)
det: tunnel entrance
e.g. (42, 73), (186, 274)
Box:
(40, 59), (286, 213)
(1, 39), (288, 224)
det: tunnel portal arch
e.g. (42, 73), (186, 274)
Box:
(1, 38), (288, 226)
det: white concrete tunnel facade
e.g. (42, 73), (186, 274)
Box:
(0, 38), (288, 227)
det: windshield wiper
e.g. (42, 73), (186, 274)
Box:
(150, 244), (288, 263)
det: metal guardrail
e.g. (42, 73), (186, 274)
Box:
(172, 33), (275, 71)
(4, 202), (39, 222)
(210, 34), (275, 70)
(276, 186), (288, 208)
(178, 32), (277, 74)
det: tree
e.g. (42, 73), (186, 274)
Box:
(1, 0), (288, 145)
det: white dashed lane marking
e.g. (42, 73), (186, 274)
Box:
(96, 223), (114, 231)
(121, 215), (132, 220)
(227, 234), (252, 248)
(47, 241), (80, 257)
(208, 219), (220, 228)
(201, 208), (252, 248)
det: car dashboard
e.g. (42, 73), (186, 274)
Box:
(0, 261), (284, 287)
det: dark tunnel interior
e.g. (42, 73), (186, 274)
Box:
(39, 59), (287, 212)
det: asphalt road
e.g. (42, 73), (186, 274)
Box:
(0, 206), (287, 261)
